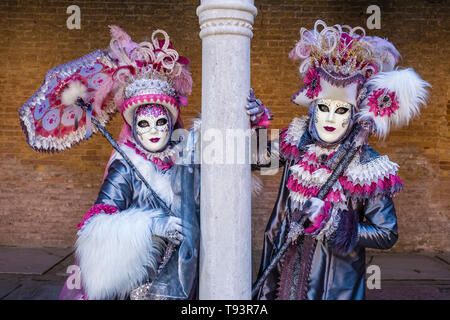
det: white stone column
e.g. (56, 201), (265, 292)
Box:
(197, 0), (257, 299)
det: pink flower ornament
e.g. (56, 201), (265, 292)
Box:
(304, 68), (322, 99)
(367, 88), (400, 117)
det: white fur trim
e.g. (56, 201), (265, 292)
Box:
(284, 116), (309, 146)
(76, 207), (167, 300)
(61, 81), (88, 106)
(357, 68), (431, 139)
(76, 142), (177, 300)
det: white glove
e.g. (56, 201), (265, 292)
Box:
(151, 216), (184, 245)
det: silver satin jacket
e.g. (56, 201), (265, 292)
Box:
(95, 155), (201, 300)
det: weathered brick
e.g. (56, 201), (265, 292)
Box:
(0, 0), (448, 253)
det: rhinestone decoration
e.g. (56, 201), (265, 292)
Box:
(125, 78), (176, 99)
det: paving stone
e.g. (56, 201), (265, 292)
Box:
(367, 253), (450, 281)
(2, 278), (64, 300)
(436, 253), (450, 265)
(2, 247), (450, 299)
(45, 253), (75, 277)
(366, 281), (450, 300)
(0, 247), (73, 275)
(0, 279), (21, 299)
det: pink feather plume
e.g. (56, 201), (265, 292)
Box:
(288, 46), (301, 60)
(92, 75), (114, 114)
(109, 25), (131, 45)
(173, 65), (193, 97)
(109, 25), (137, 58)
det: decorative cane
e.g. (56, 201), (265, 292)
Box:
(252, 121), (372, 298)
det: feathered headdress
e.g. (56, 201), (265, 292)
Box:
(62, 25), (192, 127)
(107, 26), (192, 126)
(289, 20), (430, 139)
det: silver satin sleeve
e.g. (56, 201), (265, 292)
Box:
(357, 197), (398, 250)
(92, 146), (200, 299)
(95, 159), (133, 211)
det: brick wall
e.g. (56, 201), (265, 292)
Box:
(0, 0), (448, 253)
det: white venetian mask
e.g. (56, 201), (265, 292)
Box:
(314, 98), (352, 143)
(135, 104), (172, 152)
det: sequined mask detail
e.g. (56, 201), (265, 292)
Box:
(135, 104), (172, 152)
(136, 104), (165, 118)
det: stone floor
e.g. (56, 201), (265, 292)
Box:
(1, 246), (449, 300)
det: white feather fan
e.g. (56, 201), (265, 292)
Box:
(357, 68), (431, 139)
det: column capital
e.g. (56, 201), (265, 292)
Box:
(197, 0), (257, 39)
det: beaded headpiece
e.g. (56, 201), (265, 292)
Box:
(290, 20), (430, 139)
(109, 27), (192, 126)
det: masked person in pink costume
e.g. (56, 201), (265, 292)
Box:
(52, 26), (200, 300)
(247, 20), (430, 300)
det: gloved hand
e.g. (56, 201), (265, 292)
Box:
(303, 197), (326, 225)
(288, 197), (326, 241)
(246, 88), (273, 127)
(355, 119), (374, 147)
(151, 216), (184, 245)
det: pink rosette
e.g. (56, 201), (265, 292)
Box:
(367, 88), (400, 117)
(303, 68), (322, 99)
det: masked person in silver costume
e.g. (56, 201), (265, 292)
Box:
(58, 26), (200, 300)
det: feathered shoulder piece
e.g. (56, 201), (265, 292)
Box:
(279, 116), (310, 162)
(341, 145), (403, 201)
(280, 116), (403, 200)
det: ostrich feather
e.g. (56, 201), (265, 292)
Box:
(357, 68), (431, 139)
(61, 81), (88, 106)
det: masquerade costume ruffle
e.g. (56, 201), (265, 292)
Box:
(254, 19), (428, 300)
(55, 26), (199, 300)
(255, 117), (401, 300)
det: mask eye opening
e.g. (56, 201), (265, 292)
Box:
(138, 120), (149, 127)
(156, 118), (168, 126)
(317, 104), (329, 112)
(335, 107), (349, 115)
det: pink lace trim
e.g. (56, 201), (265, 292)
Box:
(77, 203), (118, 230)
(296, 158), (332, 174)
(286, 140), (403, 234)
(293, 150), (335, 174)
(124, 140), (174, 171)
(287, 174), (320, 198)
(339, 174), (403, 195)
(280, 128), (301, 161)
(287, 174), (342, 203)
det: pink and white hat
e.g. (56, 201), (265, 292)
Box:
(121, 69), (180, 126)
(108, 27), (192, 126)
(289, 20), (400, 108)
(289, 20), (430, 139)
